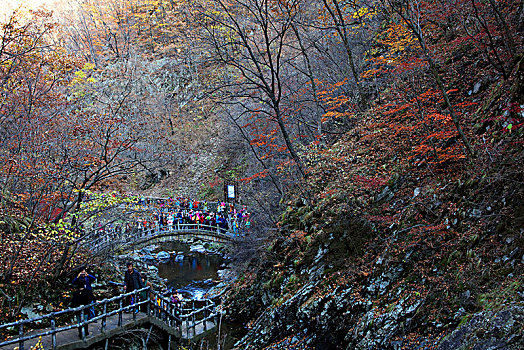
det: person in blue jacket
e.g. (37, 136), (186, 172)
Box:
(71, 279), (95, 338)
(72, 268), (96, 292)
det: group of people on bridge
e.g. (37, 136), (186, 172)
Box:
(93, 197), (252, 239)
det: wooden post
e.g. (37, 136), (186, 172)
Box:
(203, 303), (207, 331)
(80, 309), (86, 341)
(192, 300), (196, 337)
(162, 298), (165, 320)
(102, 301), (107, 333)
(18, 323), (24, 350)
(167, 303), (172, 327)
(186, 310), (190, 339)
(51, 316), (56, 349)
(165, 299), (169, 323)
(146, 290), (151, 316)
(168, 334), (172, 350)
(173, 303), (177, 328)
(133, 291), (137, 320)
(118, 298), (123, 327)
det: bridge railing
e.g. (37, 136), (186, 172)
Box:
(179, 299), (217, 339)
(0, 287), (195, 350)
(86, 223), (235, 253)
(148, 291), (183, 330)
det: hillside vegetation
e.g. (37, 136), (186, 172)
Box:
(0, 0), (522, 349)
(218, 0), (524, 349)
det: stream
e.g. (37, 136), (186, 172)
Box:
(154, 242), (246, 349)
(156, 241), (224, 299)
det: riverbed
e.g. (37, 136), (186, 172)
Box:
(155, 241), (246, 349)
(156, 241), (225, 299)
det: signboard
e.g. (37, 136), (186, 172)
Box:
(227, 185), (235, 199)
(224, 182), (239, 203)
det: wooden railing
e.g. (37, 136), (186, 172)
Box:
(0, 287), (218, 350)
(179, 299), (217, 339)
(87, 223), (235, 253)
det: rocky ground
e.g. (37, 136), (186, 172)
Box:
(222, 215), (523, 349)
(218, 141), (524, 349)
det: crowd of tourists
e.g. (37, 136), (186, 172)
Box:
(92, 197), (252, 241)
(136, 198), (251, 235)
(67, 198), (249, 339)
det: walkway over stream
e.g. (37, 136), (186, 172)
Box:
(0, 287), (218, 350)
(87, 223), (237, 254)
(0, 198), (248, 348)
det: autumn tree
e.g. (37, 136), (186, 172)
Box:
(0, 10), (82, 291)
(317, 0), (375, 108)
(0, 10), (79, 217)
(0, 7), (172, 284)
(198, 0), (313, 180)
(379, 0), (475, 156)
(279, 0), (367, 138)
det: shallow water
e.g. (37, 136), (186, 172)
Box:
(155, 242), (245, 349)
(156, 242), (225, 298)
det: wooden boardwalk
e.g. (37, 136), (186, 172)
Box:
(0, 288), (218, 350)
(1, 312), (149, 350)
(1, 313), (216, 350)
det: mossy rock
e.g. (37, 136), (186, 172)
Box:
(302, 211), (315, 225)
(496, 267), (514, 277)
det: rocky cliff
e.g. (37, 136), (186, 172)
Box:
(222, 141), (524, 349)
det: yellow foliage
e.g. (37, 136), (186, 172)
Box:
(29, 337), (44, 349)
(376, 23), (416, 56)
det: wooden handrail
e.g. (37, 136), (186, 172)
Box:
(87, 224), (236, 254)
(0, 287), (221, 349)
(0, 287), (150, 347)
(0, 287), (218, 349)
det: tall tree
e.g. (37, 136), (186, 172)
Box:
(381, 0), (474, 156)
(198, 0), (308, 179)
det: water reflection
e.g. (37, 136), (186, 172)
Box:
(156, 242), (224, 299)
(155, 242), (245, 348)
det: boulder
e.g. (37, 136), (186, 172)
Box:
(142, 254), (155, 262)
(438, 305), (524, 350)
(190, 244), (206, 254)
(156, 251), (170, 260)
